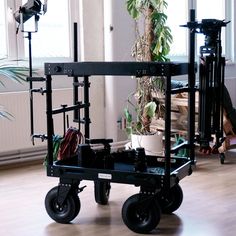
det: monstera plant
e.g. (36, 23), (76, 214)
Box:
(125, 0), (173, 136)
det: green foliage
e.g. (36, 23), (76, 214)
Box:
(124, 0), (172, 134)
(144, 101), (157, 118)
(124, 108), (133, 123)
(0, 65), (29, 85)
(126, 0), (172, 62)
(0, 60), (32, 119)
(126, 0), (141, 19)
(124, 108), (133, 136)
(44, 135), (63, 166)
(124, 99), (158, 135)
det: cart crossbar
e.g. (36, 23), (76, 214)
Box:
(44, 61), (189, 77)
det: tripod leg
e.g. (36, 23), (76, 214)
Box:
(198, 56), (214, 153)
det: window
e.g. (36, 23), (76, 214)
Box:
(166, 0), (188, 57)
(196, 0), (226, 55)
(22, 0), (70, 59)
(1, 0), (75, 63)
(166, 0), (231, 60)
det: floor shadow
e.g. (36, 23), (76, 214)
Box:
(75, 202), (123, 226)
(44, 222), (82, 236)
(153, 213), (183, 235)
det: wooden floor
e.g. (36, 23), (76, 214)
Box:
(1, 150), (236, 236)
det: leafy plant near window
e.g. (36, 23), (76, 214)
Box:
(0, 64), (28, 85)
(124, 0), (172, 135)
(0, 61), (29, 119)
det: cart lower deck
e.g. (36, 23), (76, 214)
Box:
(44, 153), (192, 234)
(49, 155), (192, 188)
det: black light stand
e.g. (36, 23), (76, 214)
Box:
(27, 31), (34, 137)
(15, 5), (42, 144)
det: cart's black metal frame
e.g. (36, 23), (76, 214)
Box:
(39, 12), (198, 234)
(44, 60), (194, 184)
(41, 59), (195, 233)
(26, 9), (231, 233)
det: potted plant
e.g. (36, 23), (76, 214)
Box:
(124, 0), (172, 155)
(0, 61), (29, 119)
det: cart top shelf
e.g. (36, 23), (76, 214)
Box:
(44, 61), (189, 77)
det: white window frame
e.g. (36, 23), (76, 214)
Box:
(225, 0), (236, 63)
(0, 0), (80, 92)
(2, 0), (80, 65)
(168, 0), (235, 63)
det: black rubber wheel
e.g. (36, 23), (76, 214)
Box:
(122, 193), (161, 234)
(45, 186), (81, 223)
(220, 153), (225, 164)
(158, 184), (183, 214)
(94, 181), (111, 205)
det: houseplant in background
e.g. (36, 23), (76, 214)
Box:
(0, 61), (29, 119)
(124, 0), (172, 155)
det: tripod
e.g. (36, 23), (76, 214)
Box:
(197, 19), (229, 154)
(184, 17), (230, 162)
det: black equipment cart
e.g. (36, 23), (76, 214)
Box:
(43, 61), (195, 234)
(32, 11), (199, 234)
(25, 9), (231, 233)
(37, 17), (198, 235)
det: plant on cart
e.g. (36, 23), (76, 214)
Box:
(124, 0), (172, 136)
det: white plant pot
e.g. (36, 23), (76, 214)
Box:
(131, 132), (163, 156)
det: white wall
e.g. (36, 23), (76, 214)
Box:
(0, 89), (73, 152)
(104, 0), (136, 141)
(76, 0), (106, 139)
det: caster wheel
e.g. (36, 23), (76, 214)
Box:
(122, 193), (161, 234)
(220, 153), (225, 164)
(45, 186), (81, 223)
(94, 181), (111, 205)
(158, 184), (183, 214)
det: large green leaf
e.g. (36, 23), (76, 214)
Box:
(0, 65), (29, 84)
(144, 101), (157, 118)
(126, 0), (140, 19)
(124, 108), (133, 123)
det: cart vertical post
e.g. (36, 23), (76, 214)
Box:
(73, 22), (79, 122)
(46, 74), (54, 167)
(83, 76), (90, 140)
(164, 73), (171, 190)
(188, 9), (196, 163)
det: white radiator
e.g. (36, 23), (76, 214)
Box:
(0, 146), (47, 166)
(0, 89), (71, 165)
(0, 87), (105, 165)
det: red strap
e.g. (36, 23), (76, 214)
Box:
(58, 127), (83, 160)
